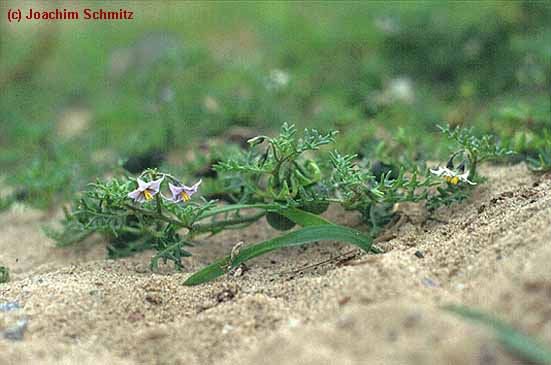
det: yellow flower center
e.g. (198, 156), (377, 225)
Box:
(450, 176), (459, 185)
(143, 190), (153, 201)
(444, 176), (451, 183)
(181, 192), (190, 202)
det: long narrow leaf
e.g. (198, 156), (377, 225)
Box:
(275, 207), (334, 227)
(183, 225), (373, 286)
(443, 305), (551, 364)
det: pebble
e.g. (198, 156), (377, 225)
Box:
(287, 318), (301, 328)
(403, 312), (422, 328)
(0, 301), (29, 341)
(145, 293), (163, 305)
(422, 278), (438, 288)
(1, 318), (28, 341)
(335, 314), (355, 329)
(0, 302), (21, 312)
(414, 250), (425, 259)
(221, 324), (234, 334)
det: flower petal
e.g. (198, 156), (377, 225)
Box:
(137, 178), (149, 191)
(430, 167), (453, 177)
(169, 182), (183, 194)
(128, 189), (144, 202)
(183, 179), (202, 196)
(458, 171), (477, 185)
(168, 183), (183, 202)
(148, 177), (164, 192)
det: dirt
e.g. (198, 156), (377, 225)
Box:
(1, 164), (550, 365)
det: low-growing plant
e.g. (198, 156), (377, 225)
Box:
(0, 194), (15, 212)
(47, 123), (511, 284)
(46, 124), (372, 271)
(329, 151), (428, 231)
(425, 124), (513, 211)
(437, 124), (513, 180)
(7, 156), (78, 209)
(212, 122), (337, 229)
(527, 130), (551, 172)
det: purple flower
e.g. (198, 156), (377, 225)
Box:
(128, 177), (164, 203)
(168, 180), (201, 203)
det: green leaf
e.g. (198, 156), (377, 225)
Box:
(274, 207), (334, 227)
(443, 305), (551, 365)
(0, 266), (9, 283)
(183, 225), (373, 286)
(275, 208), (381, 254)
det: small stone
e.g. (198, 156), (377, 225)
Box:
(142, 328), (168, 340)
(477, 204), (487, 214)
(338, 296), (351, 306)
(501, 191), (514, 198)
(414, 250), (424, 259)
(387, 329), (398, 342)
(403, 313), (422, 328)
(1, 318), (28, 341)
(128, 311), (144, 322)
(231, 264), (249, 277)
(287, 318), (301, 328)
(0, 302), (21, 312)
(215, 289), (236, 303)
(422, 278), (438, 287)
(145, 293), (163, 305)
(335, 314), (355, 329)
(134, 264), (149, 274)
(221, 324), (234, 335)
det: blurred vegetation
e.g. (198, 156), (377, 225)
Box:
(0, 1), (550, 208)
(0, 266), (9, 283)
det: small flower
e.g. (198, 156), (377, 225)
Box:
(266, 69), (290, 90)
(430, 167), (476, 185)
(128, 177), (164, 202)
(168, 180), (202, 203)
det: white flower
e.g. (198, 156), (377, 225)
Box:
(374, 16), (400, 35)
(168, 180), (202, 203)
(266, 69), (290, 90)
(128, 177), (164, 202)
(388, 77), (414, 104)
(430, 167), (476, 185)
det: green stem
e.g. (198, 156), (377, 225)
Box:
(469, 151), (478, 180)
(124, 203), (183, 226)
(197, 203), (279, 220)
(156, 194), (163, 215)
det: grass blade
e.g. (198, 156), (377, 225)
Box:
(183, 225), (373, 286)
(443, 305), (551, 365)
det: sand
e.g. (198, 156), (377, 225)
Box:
(1, 163), (550, 365)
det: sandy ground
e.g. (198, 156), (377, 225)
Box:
(1, 164), (550, 365)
